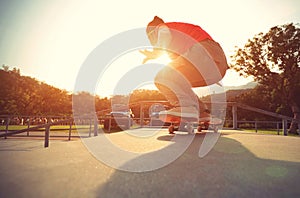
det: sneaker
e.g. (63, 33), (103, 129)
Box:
(199, 111), (211, 122)
(159, 106), (198, 119)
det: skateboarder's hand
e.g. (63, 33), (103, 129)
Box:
(140, 49), (161, 64)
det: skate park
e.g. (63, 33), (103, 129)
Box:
(1, 0), (300, 197)
(0, 101), (299, 198)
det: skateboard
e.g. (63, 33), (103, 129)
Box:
(159, 113), (222, 134)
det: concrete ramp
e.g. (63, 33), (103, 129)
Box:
(0, 129), (299, 197)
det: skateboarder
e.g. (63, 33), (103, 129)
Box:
(140, 16), (228, 121)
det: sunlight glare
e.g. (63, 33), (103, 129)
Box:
(151, 53), (172, 65)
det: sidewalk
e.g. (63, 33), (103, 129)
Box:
(0, 129), (299, 197)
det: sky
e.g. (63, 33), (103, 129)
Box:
(0, 0), (299, 97)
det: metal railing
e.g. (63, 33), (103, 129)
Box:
(0, 115), (99, 147)
(1, 101), (299, 148)
(230, 103), (299, 136)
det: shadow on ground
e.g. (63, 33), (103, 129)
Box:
(96, 133), (300, 198)
(0, 132), (299, 198)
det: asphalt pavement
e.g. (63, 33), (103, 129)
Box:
(0, 129), (299, 198)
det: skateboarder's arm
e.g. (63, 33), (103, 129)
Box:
(140, 25), (172, 64)
(156, 25), (171, 49)
(140, 48), (164, 64)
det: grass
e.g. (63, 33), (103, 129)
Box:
(242, 128), (299, 136)
(2, 125), (299, 137)
(243, 129), (282, 135)
(0, 125), (29, 131)
(0, 124), (124, 136)
(0, 124), (90, 130)
(0, 125), (94, 137)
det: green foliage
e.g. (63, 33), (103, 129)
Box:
(231, 23), (300, 85)
(105, 89), (168, 118)
(230, 23), (300, 102)
(0, 66), (72, 116)
(0, 67), (167, 117)
(129, 89), (168, 118)
(72, 91), (95, 115)
(129, 89), (166, 104)
(230, 23), (300, 133)
(227, 85), (292, 121)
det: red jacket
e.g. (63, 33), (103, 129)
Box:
(162, 22), (213, 54)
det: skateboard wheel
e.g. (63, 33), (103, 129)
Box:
(213, 126), (218, 133)
(186, 123), (194, 134)
(178, 122), (186, 132)
(168, 125), (175, 134)
(197, 126), (202, 132)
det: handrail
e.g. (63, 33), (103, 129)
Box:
(0, 115), (99, 147)
(235, 103), (299, 122)
(1, 101), (298, 144)
(0, 118), (73, 138)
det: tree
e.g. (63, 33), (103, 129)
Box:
(72, 92), (95, 115)
(0, 66), (72, 116)
(230, 23), (300, 134)
(129, 89), (167, 118)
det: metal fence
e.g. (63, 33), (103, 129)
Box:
(1, 101), (299, 148)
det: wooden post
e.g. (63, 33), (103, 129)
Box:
(232, 104), (238, 130)
(94, 116), (98, 136)
(89, 119), (92, 137)
(255, 121), (258, 133)
(68, 121), (72, 141)
(5, 117), (10, 139)
(44, 124), (50, 148)
(108, 117), (111, 132)
(128, 116), (131, 130)
(282, 119), (288, 136)
(277, 122), (280, 135)
(27, 118), (30, 136)
(140, 102), (144, 127)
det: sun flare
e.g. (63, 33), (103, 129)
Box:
(152, 53), (172, 65)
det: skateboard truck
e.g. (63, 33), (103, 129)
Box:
(167, 117), (221, 134)
(159, 111), (222, 134)
(168, 122), (195, 134)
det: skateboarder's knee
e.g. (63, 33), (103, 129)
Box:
(154, 68), (171, 85)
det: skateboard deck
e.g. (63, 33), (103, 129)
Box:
(159, 113), (198, 123)
(159, 113), (222, 134)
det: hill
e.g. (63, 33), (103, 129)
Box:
(224, 82), (257, 91)
(200, 82), (257, 101)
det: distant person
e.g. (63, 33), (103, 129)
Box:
(140, 16), (228, 121)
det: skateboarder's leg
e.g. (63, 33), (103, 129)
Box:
(198, 98), (211, 121)
(169, 40), (227, 120)
(172, 41), (226, 87)
(154, 66), (199, 118)
(154, 40), (227, 120)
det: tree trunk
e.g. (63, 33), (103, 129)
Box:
(288, 101), (300, 134)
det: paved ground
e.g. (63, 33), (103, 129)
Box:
(0, 129), (299, 198)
